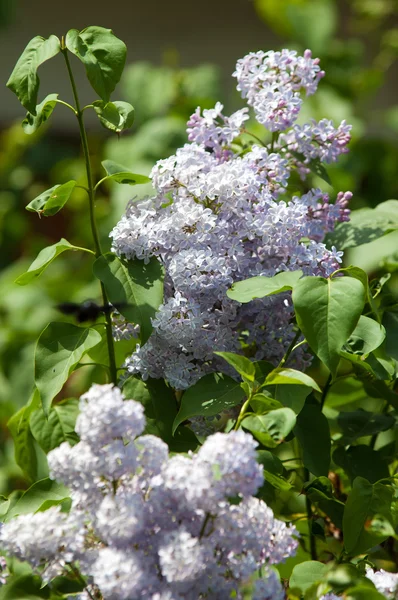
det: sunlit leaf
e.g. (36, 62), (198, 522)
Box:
(35, 323), (101, 415)
(22, 93), (59, 134)
(30, 398), (79, 453)
(214, 351), (256, 382)
(93, 100), (134, 133)
(227, 270), (302, 303)
(15, 238), (92, 285)
(66, 26), (126, 103)
(25, 181), (76, 216)
(242, 408), (296, 448)
(93, 253), (164, 344)
(7, 35), (60, 113)
(292, 275), (365, 376)
(172, 373), (245, 435)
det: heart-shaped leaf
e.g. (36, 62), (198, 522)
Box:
(227, 270), (302, 303)
(292, 275), (365, 376)
(242, 408), (296, 447)
(15, 238), (92, 285)
(25, 181), (76, 216)
(7, 35), (60, 113)
(93, 253), (164, 344)
(66, 26), (126, 103)
(214, 351), (256, 382)
(172, 373), (245, 435)
(35, 322), (101, 415)
(30, 398), (79, 453)
(22, 93), (59, 134)
(93, 100), (134, 133)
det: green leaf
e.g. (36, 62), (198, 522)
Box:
(214, 351), (256, 382)
(291, 151), (332, 185)
(333, 445), (390, 484)
(172, 373), (245, 435)
(292, 275), (366, 376)
(30, 398), (79, 453)
(5, 478), (69, 521)
(0, 574), (49, 600)
(7, 390), (40, 482)
(294, 401), (331, 476)
(15, 238), (91, 285)
(335, 266), (378, 319)
(345, 585), (387, 600)
(263, 368), (321, 415)
(344, 316), (386, 356)
(343, 477), (394, 555)
(93, 100), (134, 133)
(66, 26), (126, 103)
(101, 159), (150, 182)
(93, 253), (164, 344)
(22, 93), (59, 134)
(123, 377), (197, 452)
(227, 270), (302, 303)
(337, 409), (394, 444)
(35, 322), (101, 415)
(99, 160), (151, 186)
(25, 180), (77, 216)
(263, 470), (293, 492)
(264, 368), (321, 392)
(289, 561), (328, 595)
(6, 35), (60, 114)
(326, 200), (398, 251)
(242, 408), (296, 448)
(272, 384), (310, 414)
(250, 393), (283, 414)
(304, 477), (344, 529)
(50, 576), (85, 596)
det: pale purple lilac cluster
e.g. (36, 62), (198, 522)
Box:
(110, 48), (352, 389)
(0, 384), (297, 599)
(366, 567), (398, 598)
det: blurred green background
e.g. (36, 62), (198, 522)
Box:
(0, 0), (397, 492)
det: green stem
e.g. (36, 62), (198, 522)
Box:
(241, 128), (267, 147)
(62, 48), (117, 384)
(304, 468), (317, 560)
(278, 329), (302, 369)
(54, 98), (77, 114)
(320, 373), (333, 410)
(270, 131), (279, 153)
(234, 395), (252, 431)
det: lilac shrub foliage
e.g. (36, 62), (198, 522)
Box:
(111, 49), (352, 389)
(0, 384), (298, 599)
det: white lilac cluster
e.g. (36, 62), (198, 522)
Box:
(111, 48), (352, 389)
(0, 384), (297, 599)
(366, 567), (398, 598)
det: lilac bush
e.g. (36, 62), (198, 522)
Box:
(111, 49), (352, 389)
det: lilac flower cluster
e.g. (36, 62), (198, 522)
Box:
(111, 48), (352, 389)
(233, 49), (325, 131)
(0, 384), (298, 599)
(366, 567), (398, 598)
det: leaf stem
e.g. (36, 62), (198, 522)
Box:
(241, 128), (267, 147)
(54, 98), (77, 114)
(62, 48), (117, 384)
(304, 468), (318, 560)
(320, 373), (333, 410)
(234, 395), (252, 431)
(270, 132), (279, 153)
(278, 329), (302, 369)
